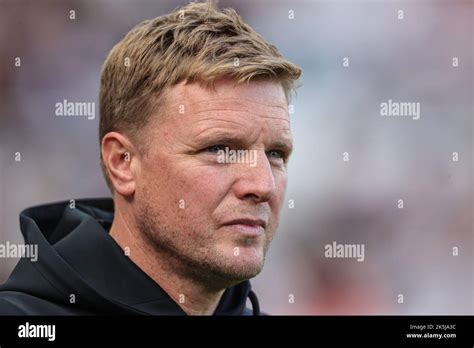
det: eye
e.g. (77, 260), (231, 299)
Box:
(267, 149), (284, 159)
(203, 145), (226, 154)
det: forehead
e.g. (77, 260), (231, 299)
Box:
(161, 78), (290, 123)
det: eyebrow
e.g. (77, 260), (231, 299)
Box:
(272, 140), (294, 156)
(195, 130), (293, 155)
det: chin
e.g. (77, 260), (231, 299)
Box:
(216, 247), (266, 281)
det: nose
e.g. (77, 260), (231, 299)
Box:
(232, 151), (276, 203)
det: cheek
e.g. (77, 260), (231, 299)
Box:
(181, 169), (223, 202)
(145, 157), (229, 215)
(270, 171), (288, 212)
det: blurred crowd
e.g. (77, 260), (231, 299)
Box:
(0, 0), (472, 314)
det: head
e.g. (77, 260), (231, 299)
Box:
(99, 1), (301, 288)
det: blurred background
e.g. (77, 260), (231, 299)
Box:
(0, 0), (472, 314)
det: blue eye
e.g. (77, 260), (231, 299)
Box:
(204, 145), (226, 153)
(267, 150), (284, 159)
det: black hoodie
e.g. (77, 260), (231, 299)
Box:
(0, 198), (261, 315)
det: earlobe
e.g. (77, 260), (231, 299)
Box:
(101, 132), (137, 196)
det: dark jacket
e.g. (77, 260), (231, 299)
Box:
(0, 198), (261, 315)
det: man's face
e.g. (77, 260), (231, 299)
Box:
(135, 78), (292, 286)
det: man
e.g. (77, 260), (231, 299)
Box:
(0, 0), (301, 315)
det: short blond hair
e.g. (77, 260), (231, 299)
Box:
(99, 0), (302, 191)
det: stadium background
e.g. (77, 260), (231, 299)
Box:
(0, 0), (472, 314)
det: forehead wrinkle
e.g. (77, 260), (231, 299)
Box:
(275, 128), (292, 135)
(192, 117), (248, 126)
(190, 108), (290, 123)
(184, 97), (288, 109)
(165, 97), (288, 115)
(190, 117), (292, 143)
(195, 128), (249, 141)
(193, 120), (250, 138)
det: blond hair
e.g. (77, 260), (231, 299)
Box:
(99, 0), (302, 191)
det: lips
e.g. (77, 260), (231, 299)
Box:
(221, 218), (267, 237)
(222, 218), (266, 228)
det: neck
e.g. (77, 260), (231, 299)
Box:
(109, 205), (225, 315)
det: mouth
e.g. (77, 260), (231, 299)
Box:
(220, 218), (266, 237)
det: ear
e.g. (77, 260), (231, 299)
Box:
(101, 132), (139, 196)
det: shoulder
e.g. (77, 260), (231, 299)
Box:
(0, 291), (81, 315)
(0, 293), (28, 315)
(241, 307), (269, 316)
